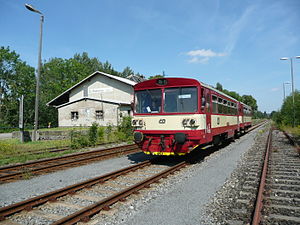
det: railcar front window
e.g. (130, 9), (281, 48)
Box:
(164, 87), (198, 113)
(135, 89), (162, 113)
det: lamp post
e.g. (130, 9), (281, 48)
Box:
(283, 82), (291, 101)
(25, 4), (44, 141)
(280, 56), (300, 127)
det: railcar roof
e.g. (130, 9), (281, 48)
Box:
(134, 77), (251, 110)
(200, 82), (252, 109)
(134, 77), (200, 89)
(200, 82), (237, 102)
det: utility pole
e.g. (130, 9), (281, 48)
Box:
(25, 4), (44, 140)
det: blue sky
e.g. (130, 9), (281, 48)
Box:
(1, 0), (300, 113)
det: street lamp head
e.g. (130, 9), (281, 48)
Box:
(25, 4), (43, 15)
(280, 57), (289, 60)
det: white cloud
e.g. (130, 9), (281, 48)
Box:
(270, 87), (280, 92)
(186, 49), (226, 64)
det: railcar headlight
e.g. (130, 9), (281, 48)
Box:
(133, 132), (143, 143)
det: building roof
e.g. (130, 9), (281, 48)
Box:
(47, 71), (136, 107)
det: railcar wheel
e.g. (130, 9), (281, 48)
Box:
(213, 135), (221, 146)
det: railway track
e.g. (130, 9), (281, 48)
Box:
(252, 129), (300, 225)
(208, 127), (300, 224)
(0, 157), (187, 224)
(0, 144), (139, 183)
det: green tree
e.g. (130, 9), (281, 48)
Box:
(0, 46), (35, 129)
(102, 60), (120, 76)
(271, 111), (283, 125)
(279, 90), (300, 126)
(216, 82), (223, 91)
(121, 66), (134, 78)
(242, 95), (258, 111)
(253, 110), (269, 119)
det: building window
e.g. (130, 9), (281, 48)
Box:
(95, 110), (104, 119)
(71, 111), (79, 120)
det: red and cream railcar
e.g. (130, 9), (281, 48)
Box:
(132, 78), (252, 156)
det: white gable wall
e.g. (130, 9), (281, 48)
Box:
(69, 75), (133, 103)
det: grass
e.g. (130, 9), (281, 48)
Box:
(0, 138), (73, 166)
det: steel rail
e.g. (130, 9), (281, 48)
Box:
(0, 159), (153, 220)
(247, 121), (268, 133)
(0, 144), (139, 182)
(251, 128), (273, 225)
(283, 131), (300, 154)
(20, 146), (70, 155)
(52, 161), (186, 225)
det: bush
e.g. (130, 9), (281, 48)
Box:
(69, 118), (133, 148)
(114, 130), (127, 142)
(117, 116), (133, 140)
(106, 123), (113, 141)
(98, 126), (105, 143)
(88, 122), (98, 146)
(70, 130), (90, 149)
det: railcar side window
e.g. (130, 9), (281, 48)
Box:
(212, 95), (218, 113)
(164, 87), (198, 113)
(218, 98), (223, 114)
(135, 89), (162, 114)
(206, 93), (211, 112)
(243, 107), (252, 116)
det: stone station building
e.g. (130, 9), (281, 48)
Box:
(47, 71), (137, 127)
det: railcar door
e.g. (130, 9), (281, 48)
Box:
(238, 103), (244, 131)
(201, 88), (212, 142)
(237, 102), (240, 132)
